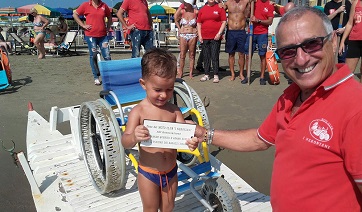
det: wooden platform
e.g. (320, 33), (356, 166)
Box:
(23, 106), (271, 212)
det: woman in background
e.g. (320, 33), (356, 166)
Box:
(197, 0), (227, 83)
(30, 7), (49, 59)
(58, 16), (68, 42)
(339, 0), (362, 83)
(44, 28), (57, 49)
(174, 0), (198, 78)
(73, 0), (112, 85)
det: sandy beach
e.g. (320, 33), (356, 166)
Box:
(0, 46), (289, 211)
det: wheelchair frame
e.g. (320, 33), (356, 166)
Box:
(77, 56), (241, 211)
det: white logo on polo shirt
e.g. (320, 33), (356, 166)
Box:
(309, 119), (333, 142)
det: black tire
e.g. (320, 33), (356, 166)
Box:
(176, 152), (195, 165)
(201, 177), (242, 212)
(79, 99), (126, 194)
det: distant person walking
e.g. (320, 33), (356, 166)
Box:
(30, 7), (49, 59)
(73, 0), (112, 85)
(117, 0), (154, 58)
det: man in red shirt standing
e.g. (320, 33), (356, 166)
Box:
(245, 0), (274, 85)
(117, 0), (154, 58)
(187, 7), (362, 211)
(74, 0), (112, 85)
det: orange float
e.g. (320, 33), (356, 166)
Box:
(0, 48), (11, 84)
(266, 38), (280, 85)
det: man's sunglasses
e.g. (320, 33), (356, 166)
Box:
(275, 33), (332, 60)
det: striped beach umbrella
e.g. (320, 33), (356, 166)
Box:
(17, 4), (60, 17)
(0, 7), (20, 16)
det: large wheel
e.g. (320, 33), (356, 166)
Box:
(173, 81), (210, 166)
(174, 81), (210, 129)
(79, 99), (126, 194)
(201, 177), (242, 212)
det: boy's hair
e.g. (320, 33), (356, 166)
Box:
(141, 48), (177, 80)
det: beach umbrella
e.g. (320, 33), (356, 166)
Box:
(54, 8), (73, 16)
(161, 5), (176, 14)
(17, 4), (60, 17)
(149, 5), (166, 16)
(113, 1), (123, 9)
(0, 7), (21, 27)
(0, 7), (20, 16)
(18, 16), (28, 22)
(54, 7), (75, 19)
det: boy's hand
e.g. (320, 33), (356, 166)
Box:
(186, 137), (200, 152)
(186, 124), (207, 151)
(134, 125), (150, 143)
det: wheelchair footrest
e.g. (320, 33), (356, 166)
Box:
(177, 161), (212, 181)
(177, 171), (220, 194)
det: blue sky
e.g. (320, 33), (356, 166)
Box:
(0, 0), (121, 9)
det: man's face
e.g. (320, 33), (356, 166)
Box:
(276, 12), (337, 91)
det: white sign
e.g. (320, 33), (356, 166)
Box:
(141, 120), (196, 150)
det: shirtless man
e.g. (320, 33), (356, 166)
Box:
(223, 0), (250, 82)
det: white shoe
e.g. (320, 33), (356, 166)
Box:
(213, 75), (219, 83)
(200, 75), (210, 82)
(94, 79), (101, 85)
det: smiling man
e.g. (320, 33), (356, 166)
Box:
(187, 6), (362, 211)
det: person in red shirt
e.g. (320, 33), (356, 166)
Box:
(73, 0), (112, 85)
(198, 0), (227, 83)
(117, 0), (154, 58)
(339, 0), (362, 83)
(245, 0), (274, 85)
(187, 7), (362, 211)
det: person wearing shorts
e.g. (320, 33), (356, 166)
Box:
(245, 0), (274, 85)
(223, 0), (250, 82)
(339, 0), (362, 83)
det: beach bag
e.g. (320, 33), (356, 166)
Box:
(0, 48), (11, 84)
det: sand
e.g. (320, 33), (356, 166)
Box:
(0, 46), (289, 211)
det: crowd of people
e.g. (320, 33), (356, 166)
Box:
(4, 0), (362, 86)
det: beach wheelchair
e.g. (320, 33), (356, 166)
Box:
(78, 55), (241, 211)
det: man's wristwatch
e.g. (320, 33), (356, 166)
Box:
(257, 20), (261, 24)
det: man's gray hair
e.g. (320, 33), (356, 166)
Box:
(275, 6), (333, 40)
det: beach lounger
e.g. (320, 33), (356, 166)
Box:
(57, 31), (78, 56)
(109, 29), (126, 48)
(9, 33), (37, 55)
